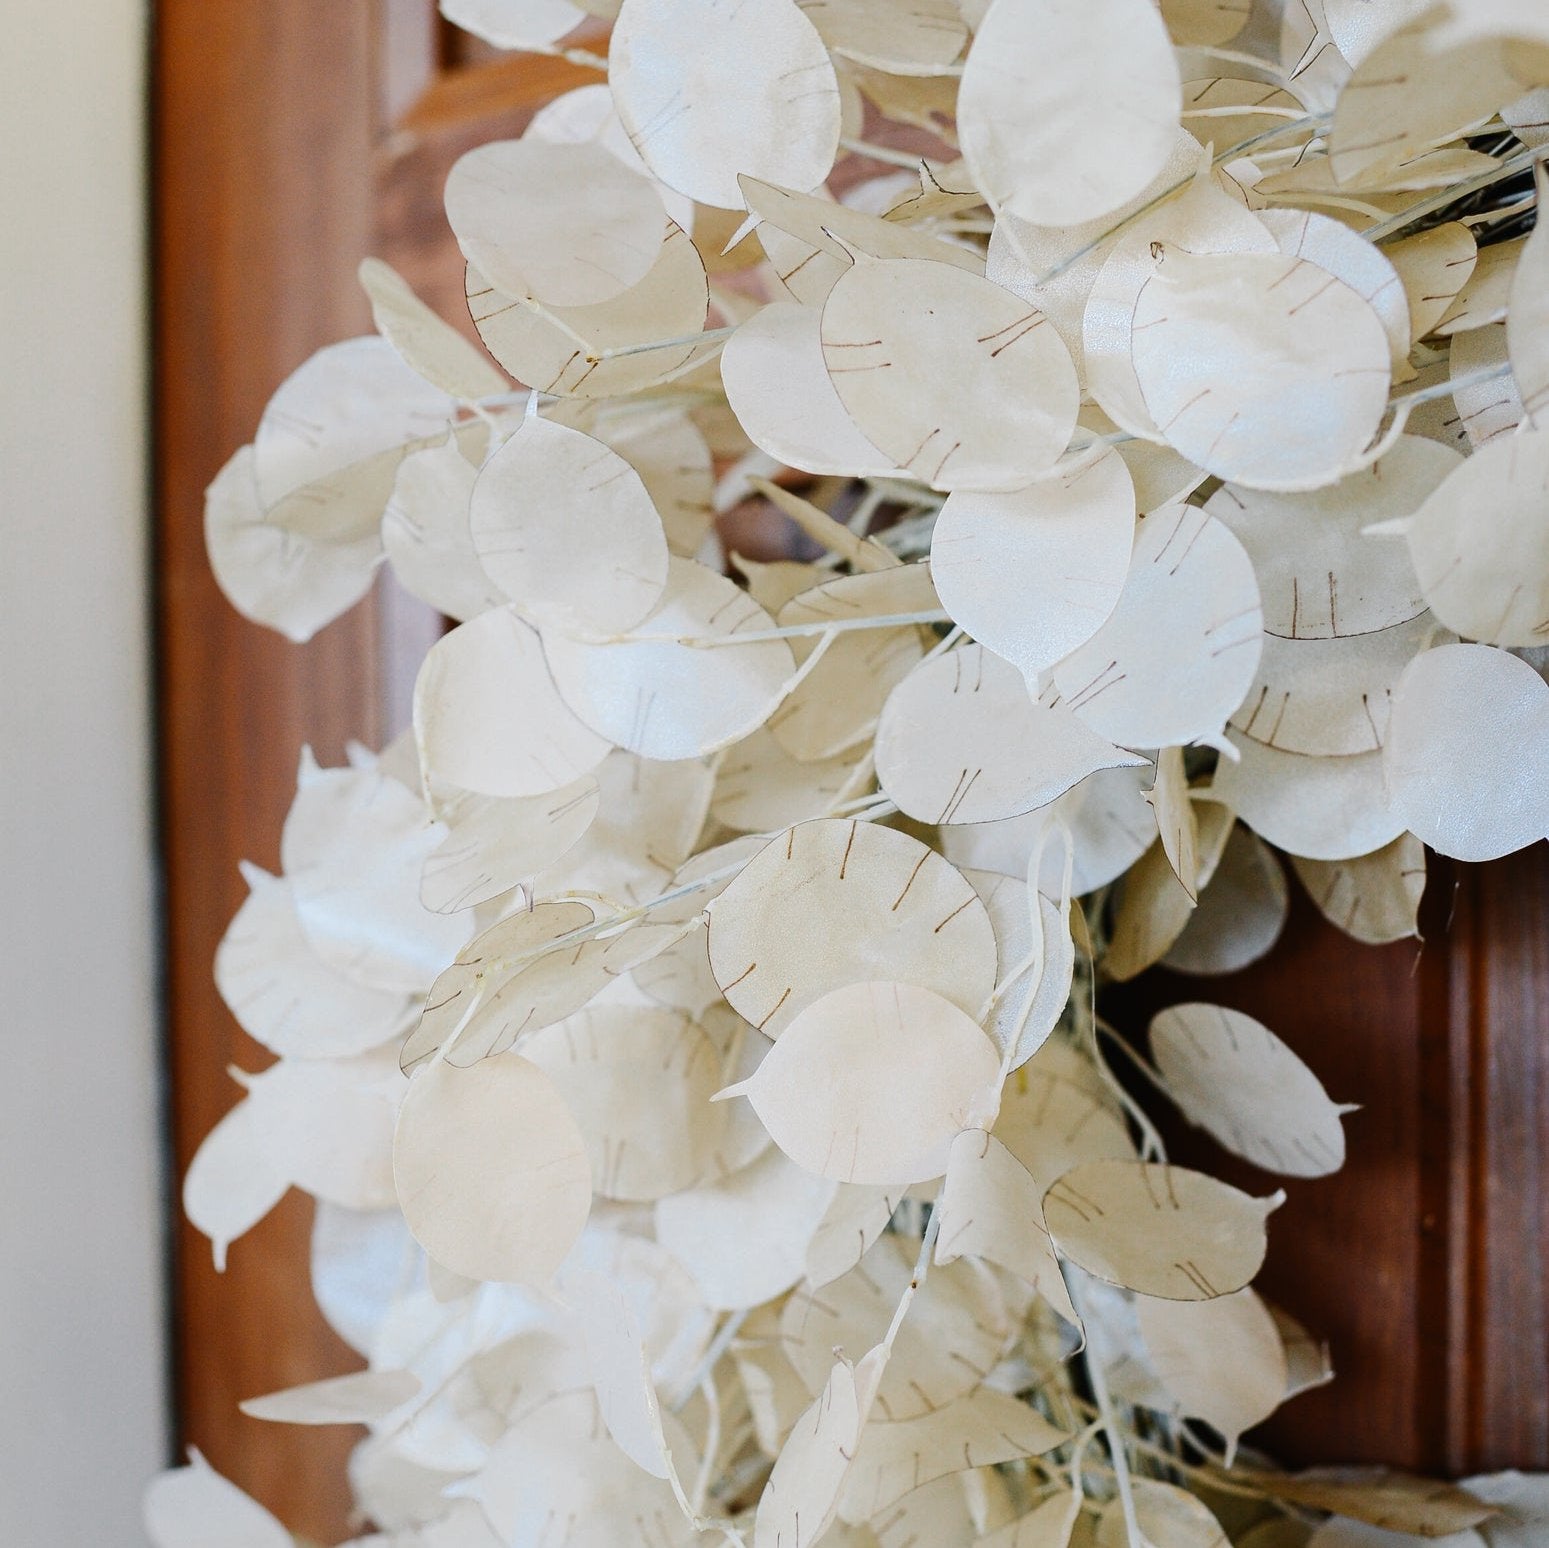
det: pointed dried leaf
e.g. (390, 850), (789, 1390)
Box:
(1043, 1159), (1280, 1300)
(1164, 823), (1290, 976)
(240, 1368), (420, 1426)
(1292, 834), (1426, 945)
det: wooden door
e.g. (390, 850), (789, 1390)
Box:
(154, 6), (1549, 1540)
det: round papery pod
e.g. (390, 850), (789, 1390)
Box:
(942, 761), (1158, 896)
(1383, 642), (1549, 862)
(1450, 324), (1523, 453)
(1051, 500), (1262, 752)
(994, 1064), (1135, 1192)
(541, 557), (795, 760)
(1164, 823), (1290, 977)
(1385, 221), (1477, 346)
(440, 0), (589, 50)
(875, 643), (1145, 825)
(655, 1145), (836, 1311)
(769, 564), (937, 764)
(819, 254), (1080, 492)
(522, 1006), (723, 1202)
(1379, 423), (1549, 649)
(1082, 155), (1277, 442)
(958, 0), (1181, 229)
(392, 1055), (593, 1285)
(1205, 436), (1458, 642)
(1094, 1479), (1230, 1548)
(444, 139), (664, 309)
(467, 410), (668, 635)
(608, 0), (841, 210)
(782, 1235), (1008, 1422)
(1135, 1287), (1288, 1464)
(929, 445), (1138, 681)
(711, 726), (864, 835)
(718, 980), (1002, 1186)
(215, 864), (412, 1060)
(1150, 1003), (1352, 1178)
(1211, 735), (1404, 862)
(1042, 1160), (1281, 1301)
(1129, 246), (1391, 492)
(1257, 207), (1411, 375)
(414, 606), (613, 800)
(705, 817), (998, 1037)
(460, 1389), (692, 1548)
(720, 301), (896, 478)
(464, 224), (712, 400)
(800, 0), (967, 72)
(205, 444), (383, 646)
(1292, 834), (1427, 948)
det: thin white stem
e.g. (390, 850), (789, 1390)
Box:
(1064, 1266), (1144, 1548)
(596, 324), (736, 362)
(840, 136), (943, 172)
(1364, 145), (1540, 243)
(609, 609), (950, 649)
(673, 1308), (752, 1412)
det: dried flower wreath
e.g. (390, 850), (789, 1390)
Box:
(146, 2), (1549, 1546)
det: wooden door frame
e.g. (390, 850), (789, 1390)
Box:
(154, 4), (1549, 1537)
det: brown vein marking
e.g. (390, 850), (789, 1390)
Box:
(1202, 410), (1242, 464)
(786, 825), (796, 859)
(1360, 691), (1382, 749)
(891, 850), (931, 910)
(757, 986), (792, 1030)
(1048, 1180), (1103, 1222)
(1176, 1259), (1218, 1297)
(933, 895), (977, 935)
(938, 767), (982, 825)
(722, 960), (758, 992)
(1168, 508), (1208, 576)
(1160, 387), (1211, 433)
(839, 820), (858, 878)
(1289, 273), (1338, 315)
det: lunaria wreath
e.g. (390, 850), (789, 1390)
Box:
(147, 1), (1549, 1545)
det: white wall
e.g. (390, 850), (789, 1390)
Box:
(0, 0), (168, 1539)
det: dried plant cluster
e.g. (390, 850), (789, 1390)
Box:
(148, 1), (1549, 1545)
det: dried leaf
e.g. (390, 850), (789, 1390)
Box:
(959, 0), (1182, 227)
(821, 256), (1079, 491)
(1136, 1287), (1287, 1462)
(712, 727), (864, 834)
(935, 1128), (1077, 1324)
(805, 1182), (900, 1289)
(1164, 823), (1290, 976)
(524, 1006), (723, 1200)
(465, 223), (711, 400)
(721, 979), (1002, 1183)
(609, 0), (841, 210)
(440, 0), (588, 50)
(1212, 734), (1404, 862)
(542, 557), (796, 759)
(1094, 1479), (1229, 1547)
(783, 1235), (1007, 1421)
(1206, 436), (1456, 641)
(930, 447), (1137, 681)
(205, 444), (381, 645)
(414, 607), (613, 798)
(421, 776), (600, 913)
(240, 1368), (420, 1426)
(1131, 248), (1391, 491)
(656, 1146), (836, 1310)
(800, 0), (968, 75)
(877, 643), (1144, 825)
(392, 1055), (592, 1283)
(1385, 423), (1549, 647)
(1043, 1159), (1280, 1300)
(1383, 642), (1549, 861)
(216, 863), (411, 1059)
(722, 300), (896, 477)
(470, 411), (668, 634)
(445, 139), (665, 308)
(1053, 501), (1262, 751)
(359, 257), (508, 401)
(838, 1388), (1067, 1522)
(706, 817), (998, 1036)
(977, 1491), (1083, 1548)
(1386, 222), (1477, 343)
(1244, 1468), (1497, 1538)
(995, 1061), (1136, 1191)
(1292, 834), (1427, 946)
(1148, 746), (1200, 899)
